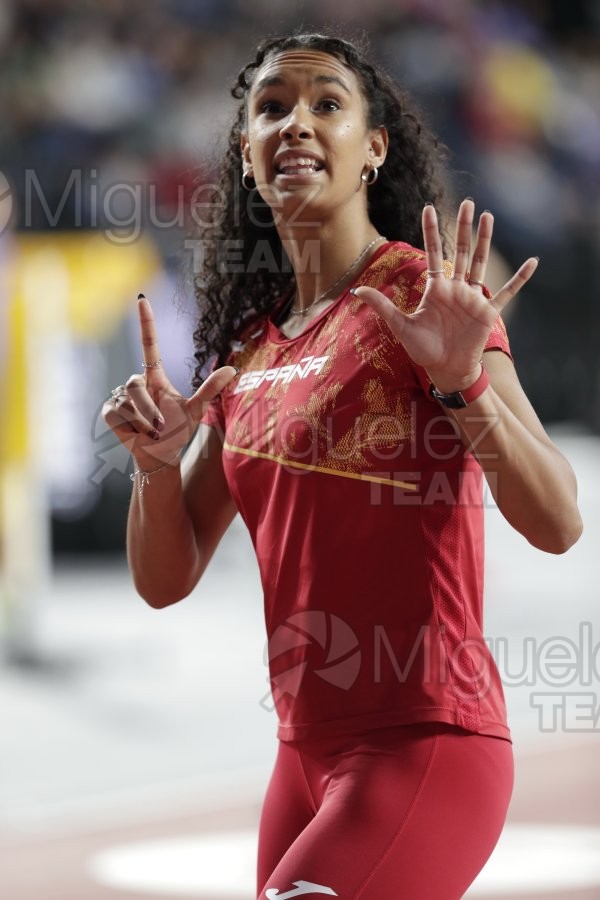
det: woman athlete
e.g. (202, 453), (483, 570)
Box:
(103, 32), (583, 900)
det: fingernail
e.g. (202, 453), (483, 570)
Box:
(149, 428), (159, 441)
(349, 287), (358, 295)
(465, 196), (475, 201)
(138, 292), (145, 299)
(233, 366), (240, 377)
(153, 416), (164, 431)
(424, 201), (434, 207)
(534, 256), (540, 262)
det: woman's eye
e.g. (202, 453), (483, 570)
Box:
(260, 101), (284, 115)
(318, 99), (341, 112)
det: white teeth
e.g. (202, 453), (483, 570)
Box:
(276, 156), (323, 173)
(280, 165), (318, 174)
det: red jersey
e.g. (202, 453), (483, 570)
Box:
(200, 240), (513, 743)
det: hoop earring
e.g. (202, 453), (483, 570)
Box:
(242, 171), (255, 191)
(360, 166), (379, 186)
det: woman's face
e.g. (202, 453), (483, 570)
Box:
(240, 49), (387, 225)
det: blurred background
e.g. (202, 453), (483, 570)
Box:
(0, 1), (599, 898)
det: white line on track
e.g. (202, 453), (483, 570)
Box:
(88, 823), (600, 897)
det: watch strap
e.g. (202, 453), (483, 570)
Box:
(429, 363), (490, 408)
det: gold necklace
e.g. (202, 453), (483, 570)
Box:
(288, 236), (387, 318)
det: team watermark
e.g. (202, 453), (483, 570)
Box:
(258, 614), (600, 733)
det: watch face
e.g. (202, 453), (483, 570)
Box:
(429, 385), (467, 408)
(440, 393), (467, 408)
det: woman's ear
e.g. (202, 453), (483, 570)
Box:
(368, 125), (389, 169)
(240, 132), (252, 167)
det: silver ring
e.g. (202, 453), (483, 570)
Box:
(111, 386), (127, 406)
(426, 269), (445, 278)
(141, 358), (162, 369)
(470, 279), (484, 287)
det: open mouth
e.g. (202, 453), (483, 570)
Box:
(275, 156), (325, 176)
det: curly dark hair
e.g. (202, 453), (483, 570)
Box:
(190, 30), (451, 389)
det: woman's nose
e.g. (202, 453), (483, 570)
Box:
(278, 107), (314, 141)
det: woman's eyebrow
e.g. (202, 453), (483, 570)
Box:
(253, 73), (351, 95)
(313, 74), (351, 94)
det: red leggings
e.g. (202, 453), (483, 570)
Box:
(257, 722), (514, 899)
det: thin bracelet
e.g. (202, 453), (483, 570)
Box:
(130, 448), (183, 498)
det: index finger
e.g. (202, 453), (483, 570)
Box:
(138, 296), (163, 378)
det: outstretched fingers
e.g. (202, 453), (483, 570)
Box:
(492, 257), (539, 314)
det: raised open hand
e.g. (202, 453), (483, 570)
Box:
(102, 295), (236, 471)
(352, 199), (538, 393)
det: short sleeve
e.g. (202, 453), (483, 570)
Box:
(484, 312), (513, 361)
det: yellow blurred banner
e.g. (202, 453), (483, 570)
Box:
(0, 231), (160, 645)
(1, 231), (160, 464)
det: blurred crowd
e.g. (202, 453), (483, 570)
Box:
(1, 0), (600, 425)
